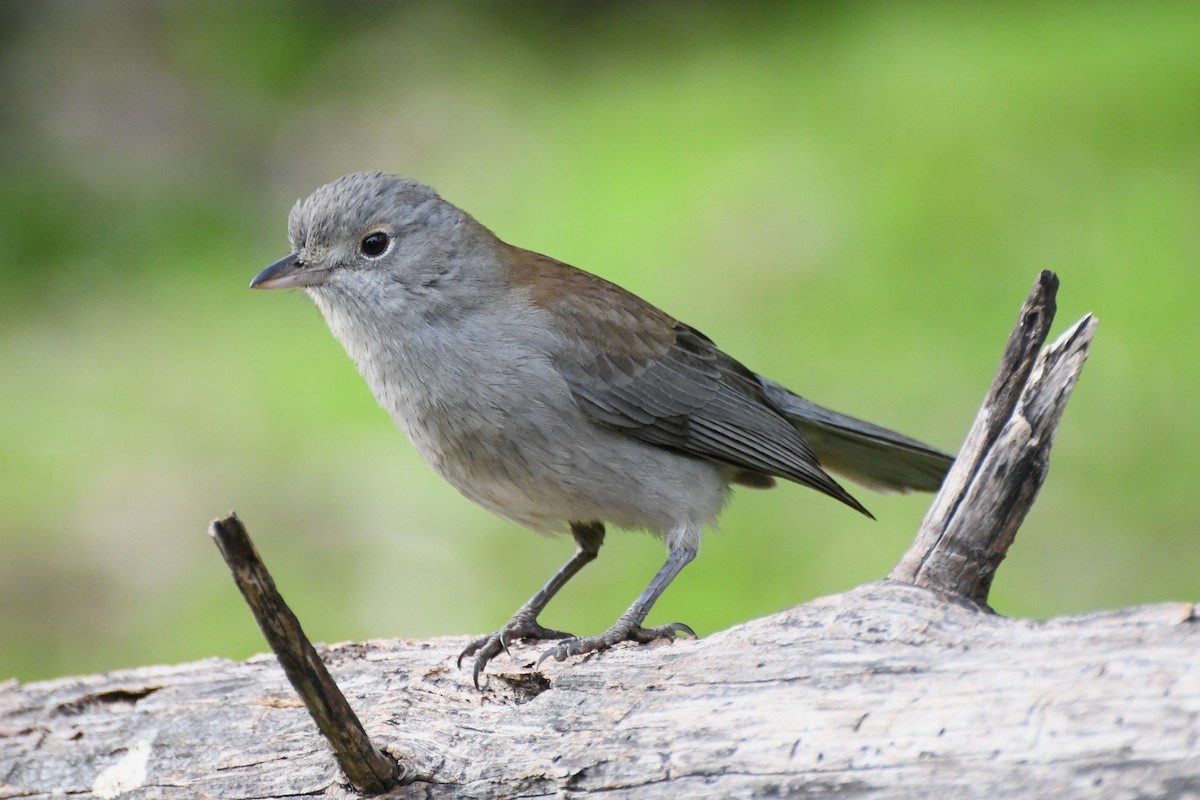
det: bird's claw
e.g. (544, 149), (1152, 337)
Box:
(535, 620), (696, 669)
(457, 613), (574, 689)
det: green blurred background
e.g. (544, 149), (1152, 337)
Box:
(2, 1), (1197, 683)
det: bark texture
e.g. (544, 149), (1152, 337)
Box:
(3, 583), (1198, 799)
(7, 273), (1185, 800)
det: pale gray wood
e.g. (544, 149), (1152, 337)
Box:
(5, 273), (1167, 799)
(3, 581), (1198, 799)
(891, 270), (1097, 604)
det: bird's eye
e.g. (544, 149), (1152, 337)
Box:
(360, 232), (390, 258)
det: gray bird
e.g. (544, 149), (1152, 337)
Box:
(251, 171), (953, 685)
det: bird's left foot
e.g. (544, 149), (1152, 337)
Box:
(535, 618), (696, 668)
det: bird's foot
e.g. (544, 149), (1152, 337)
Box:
(458, 609), (573, 688)
(535, 618), (696, 669)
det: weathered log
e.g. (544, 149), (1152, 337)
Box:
(2, 584), (1198, 799)
(6, 273), (1191, 800)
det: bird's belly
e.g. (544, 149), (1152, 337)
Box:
(395, 389), (729, 537)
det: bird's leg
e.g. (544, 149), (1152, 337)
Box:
(459, 521), (605, 687)
(537, 545), (697, 668)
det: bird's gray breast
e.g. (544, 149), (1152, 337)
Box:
(329, 296), (594, 525)
(313, 285), (729, 537)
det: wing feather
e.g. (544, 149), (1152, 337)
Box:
(509, 250), (869, 516)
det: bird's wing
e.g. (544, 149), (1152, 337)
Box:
(508, 249), (869, 517)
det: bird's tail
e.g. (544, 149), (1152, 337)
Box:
(758, 376), (955, 493)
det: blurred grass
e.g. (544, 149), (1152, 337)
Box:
(1, 1), (1198, 682)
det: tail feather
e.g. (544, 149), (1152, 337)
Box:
(758, 376), (955, 493)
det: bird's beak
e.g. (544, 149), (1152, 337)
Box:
(250, 253), (327, 290)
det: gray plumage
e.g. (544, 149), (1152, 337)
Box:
(251, 171), (954, 682)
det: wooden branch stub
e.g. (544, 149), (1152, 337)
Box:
(890, 271), (1097, 604)
(208, 512), (402, 794)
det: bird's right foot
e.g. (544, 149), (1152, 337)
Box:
(457, 609), (574, 688)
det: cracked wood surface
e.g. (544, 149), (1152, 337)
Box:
(3, 581), (1199, 799)
(2, 274), (1182, 798)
